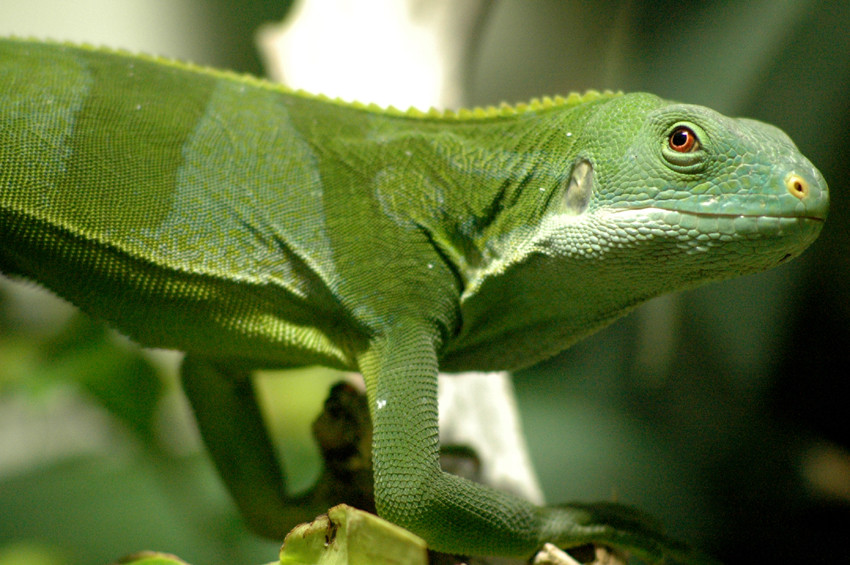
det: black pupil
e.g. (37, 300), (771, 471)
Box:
(672, 129), (689, 148)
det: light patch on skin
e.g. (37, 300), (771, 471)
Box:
(563, 159), (593, 215)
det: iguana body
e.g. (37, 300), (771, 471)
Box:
(0, 39), (828, 561)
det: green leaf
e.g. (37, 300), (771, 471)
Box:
(279, 505), (427, 565)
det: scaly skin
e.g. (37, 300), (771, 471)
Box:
(0, 38), (828, 561)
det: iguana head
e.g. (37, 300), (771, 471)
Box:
(447, 93), (828, 370)
(551, 93), (828, 286)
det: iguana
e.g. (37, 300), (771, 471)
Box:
(0, 38), (828, 562)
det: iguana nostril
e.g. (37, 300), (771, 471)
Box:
(786, 173), (809, 200)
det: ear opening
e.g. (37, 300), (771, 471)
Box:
(563, 158), (593, 215)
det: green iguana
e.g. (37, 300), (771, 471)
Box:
(0, 38), (828, 562)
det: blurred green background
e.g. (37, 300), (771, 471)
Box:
(1, 2), (848, 564)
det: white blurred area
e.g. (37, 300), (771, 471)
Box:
(2, 0), (216, 61)
(257, 0), (476, 109)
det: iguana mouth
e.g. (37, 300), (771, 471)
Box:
(612, 171), (828, 224)
(613, 207), (826, 223)
(661, 210), (826, 222)
(606, 207), (826, 247)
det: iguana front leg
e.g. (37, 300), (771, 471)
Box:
(356, 327), (706, 562)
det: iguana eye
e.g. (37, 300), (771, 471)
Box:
(668, 126), (699, 152)
(661, 122), (706, 172)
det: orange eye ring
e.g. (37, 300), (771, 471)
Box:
(668, 126), (699, 153)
